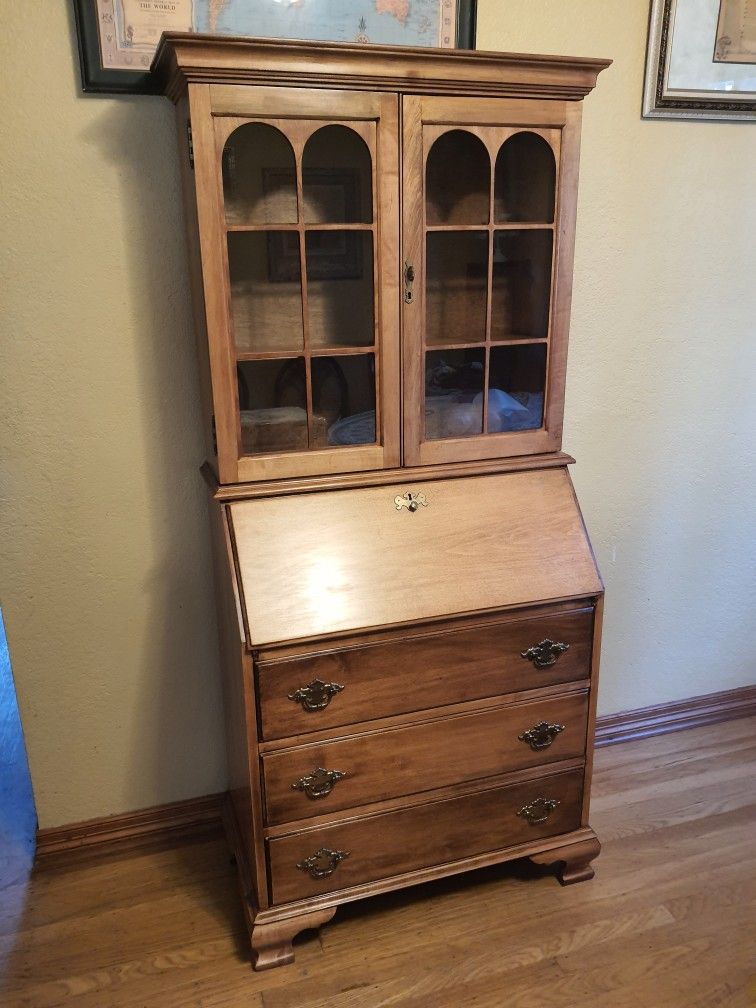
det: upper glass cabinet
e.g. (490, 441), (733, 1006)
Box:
(190, 86), (579, 482)
(402, 94), (569, 467)
(207, 92), (400, 482)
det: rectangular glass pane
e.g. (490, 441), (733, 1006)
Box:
(426, 232), (488, 346)
(313, 354), (376, 447)
(487, 344), (546, 433)
(237, 358), (308, 455)
(306, 231), (374, 348)
(227, 232), (303, 354)
(491, 230), (553, 341)
(425, 348), (484, 440)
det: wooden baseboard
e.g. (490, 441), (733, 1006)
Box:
(594, 683), (756, 747)
(35, 792), (224, 859)
(35, 684), (755, 861)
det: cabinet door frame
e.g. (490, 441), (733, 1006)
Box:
(189, 83), (400, 484)
(401, 95), (581, 467)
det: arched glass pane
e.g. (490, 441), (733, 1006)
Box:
(426, 130), (490, 225)
(494, 132), (556, 223)
(222, 123), (297, 225)
(302, 125), (372, 223)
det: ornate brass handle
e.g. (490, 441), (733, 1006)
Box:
(518, 721), (565, 751)
(287, 678), (344, 713)
(521, 639), (569, 669)
(517, 797), (560, 825)
(296, 847), (350, 879)
(395, 491), (428, 512)
(292, 767), (347, 800)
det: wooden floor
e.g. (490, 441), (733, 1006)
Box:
(2, 718), (755, 1007)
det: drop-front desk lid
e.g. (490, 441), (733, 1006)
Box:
(228, 469), (602, 647)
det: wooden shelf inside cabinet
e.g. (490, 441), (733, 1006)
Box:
(157, 33), (610, 971)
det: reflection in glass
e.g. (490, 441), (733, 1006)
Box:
(487, 344), (546, 433)
(222, 123), (298, 225)
(306, 231), (374, 348)
(227, 231), (304, 353)
(424, 349), (484, 440)
(314, 354), (376, 447)
(426, 130), (490, 225)
(426, 232), (488, 346)
(237, 358), (310, 454)
(302, 125), (372, 223)
(494, 132), (556, 223)
(491, 231), (553, 341)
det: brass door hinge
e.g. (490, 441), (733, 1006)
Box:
(187, 120), (194, 170)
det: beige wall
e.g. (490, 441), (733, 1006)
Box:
(1, 2), (754, 828)
(0, 3), (226, 828)
(478, 0), (756, 714)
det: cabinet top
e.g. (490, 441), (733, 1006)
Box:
(153, 33), (610, 104)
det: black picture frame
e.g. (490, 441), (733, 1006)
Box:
(72, 0), (477, 96)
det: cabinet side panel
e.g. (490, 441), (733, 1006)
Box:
(188, 83), (240, 483)
(543, 100), (583, 448)
(582, 592), (604, 825)
(174, 92), (216, 468)
(209, 500), (269, 909)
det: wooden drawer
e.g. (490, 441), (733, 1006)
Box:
(268, 767), (583, 903)
(257, 607), (593, 741)
(263, 690), (588, 825)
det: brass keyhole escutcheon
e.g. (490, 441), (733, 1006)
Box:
(395, 491), (428, 513)
(404, 261), (415, 303)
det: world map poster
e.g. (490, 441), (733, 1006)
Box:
(95, 0), (459, 73)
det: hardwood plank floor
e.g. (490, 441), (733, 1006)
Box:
(1, 718), (754, 1007)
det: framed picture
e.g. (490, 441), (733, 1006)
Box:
(642, 0), (756, 120)
(73, 0), (478, 95)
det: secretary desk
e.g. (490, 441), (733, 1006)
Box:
(154, 33), (610, 970)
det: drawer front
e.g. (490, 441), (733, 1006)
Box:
(268, 767), (583, 903)
(258, 607), (593, 740)
(263, 691), (588, 825)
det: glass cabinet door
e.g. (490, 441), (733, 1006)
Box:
(402, 96), (576, 466)
(200, 89), (399, 483)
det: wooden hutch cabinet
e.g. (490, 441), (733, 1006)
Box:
(154, 34), (610, 970)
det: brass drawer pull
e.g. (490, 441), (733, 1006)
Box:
(521, 638), (569, 669)
(287, 678), (344, 713)
(395, 491), (428, 512)
(296, 847), (350, 879)
(292, 767), (347, 800)
(518, 721), (565, 751)
(517, 797), (560, 825)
